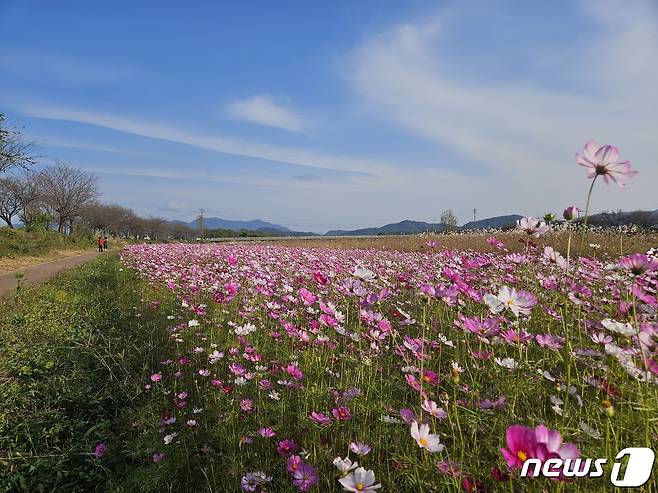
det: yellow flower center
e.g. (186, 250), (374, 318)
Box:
(356, 483), (364, 491)
(517, 450), (527, 462)
(419, 437), (428, 447)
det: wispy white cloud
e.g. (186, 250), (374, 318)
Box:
(0, 49), (140, 86)
(347, 0), (658, 213)
(7, 99), (398, 177)
(227, 94), (309, 132)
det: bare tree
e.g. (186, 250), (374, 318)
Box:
(170, 222), (195, 240)
(0, 114), (38, 174)
(0, 177), (22, 227)
(143, 216), (169, 239)
(440, 209), (458, 231)
(81, 203), (144, 237)
(15, 172), (44, 230)
(37, 161), (99, 234)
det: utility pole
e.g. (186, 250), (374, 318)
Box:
(472, 208), (478, 223)
(196, 208), (205, 240)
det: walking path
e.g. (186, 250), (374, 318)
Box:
(0, 251), (100, 296)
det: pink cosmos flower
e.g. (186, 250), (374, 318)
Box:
(94, 442), (107, 459)
(534, 424), (580, 463)
(299, 287), (317, 306)
(240, 398), (254, 413)
(563, 206), (579, 221)
(576, 140), (637, 187)
(286, 364), (304, 380)
(458, 315), (500, 338)
(349, 441), (372, 455)
(422, 399), (447, 419)
(287, 454), (304, 473)
(277, 439), (299, 456)
(619, 253), (658, 276)
(332, 406), (352, 421)
(501, 329), (533, 346)
(309, 411), (331, 426)
(258, 427), (276, 438)
(501, 424), (580, 475)
(420, 369), (439, 385)
(436, 459), (461, 477)
(150, 373), (162, 382)
(535, 334), (564, 350)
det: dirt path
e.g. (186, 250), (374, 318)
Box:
(0, 251), (100, 296)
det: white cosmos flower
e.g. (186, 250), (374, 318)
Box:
(484, 286), (536, 317)
(601, 318), (635, 336)
(188, 319), (199, 327)
(410, 421), (444, 452)
(163, 432), (177, 445)
(353, 266), (375, 281)
(579, 421), (602, 440)
(494, 357), (518, 370)
(338, 467), (382, 492)
(333, 456), (358, 474)
(234, 323), (257, 336)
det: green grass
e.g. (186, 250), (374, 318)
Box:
(0, 228), (96, 258)
(0, 255), (176, 492)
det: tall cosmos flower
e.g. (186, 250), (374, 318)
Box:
(576, 140), (637, 187)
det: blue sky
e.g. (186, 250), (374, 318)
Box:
(1, 0), (656, 232)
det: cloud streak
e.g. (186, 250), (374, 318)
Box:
(227, 94), (309, 132)
(8, 100), (399, 177)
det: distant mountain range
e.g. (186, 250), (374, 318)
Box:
(461, 214), (524, 230)
(326, 220), (449, 236)
(174, 210), (657, 237)
(174, 217), (317, 236)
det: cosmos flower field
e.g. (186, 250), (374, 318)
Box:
(118, 235), (658, 492)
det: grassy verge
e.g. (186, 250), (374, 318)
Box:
(0, 229), (96, 259)
(0, 254), (175, 492)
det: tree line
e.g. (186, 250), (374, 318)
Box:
(1, 113), (284, 240)
(0, 113), (176, 238)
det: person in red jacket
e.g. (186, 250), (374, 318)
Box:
(98, 236), (104, 252)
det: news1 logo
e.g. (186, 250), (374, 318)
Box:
(520, 447), (655, 487)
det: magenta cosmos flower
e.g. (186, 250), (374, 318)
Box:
(619, 253), (658, 276)
(291, 462), (319, 491)
(501, 424), (580, 470)
(332, 406), (352, 421)
(576, 140), (637, 187)
(500, 425), (538, 468)
(94, 442), (108, 459)
(563, 206), (579, 221)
